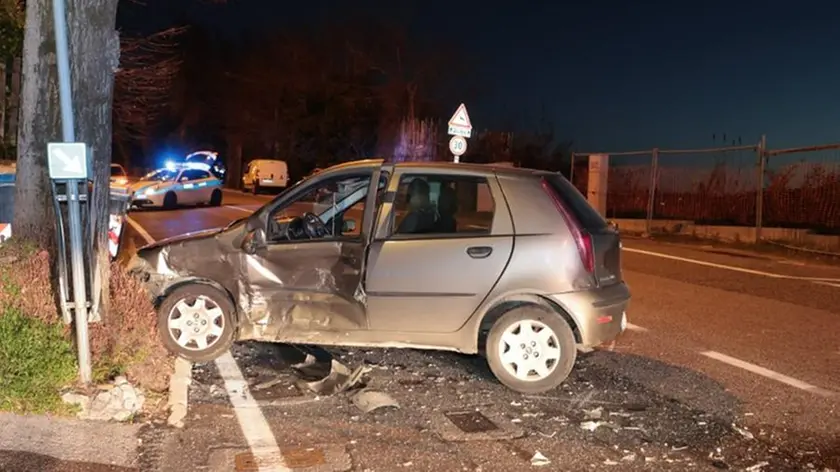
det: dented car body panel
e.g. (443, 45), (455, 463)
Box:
(131, 158), (631, 355)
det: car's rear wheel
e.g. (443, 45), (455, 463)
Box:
(157, 284), (236, 363)
(163, 192), (177, 210)
(486, 305), (577, 394)
(209, 189), (222, 207)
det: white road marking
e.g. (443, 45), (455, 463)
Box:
(225, 205), (257, 214)
(623, 247), (840, 284)
(126, 217), (286, 470)
(215, 352), (289, 471)
(626, 323), (649, 332)
(814, 281), (840, 289)
(700, 350), (837, 398)
(126, 216), (154, 244)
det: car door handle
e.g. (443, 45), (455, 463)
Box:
(466, 246), (493, 259)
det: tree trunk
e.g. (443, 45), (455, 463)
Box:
(13, 0), (60, 249)
(226, 134), (242, 189)
(67, 0), (120, 321)
(8, 57), (21, 147)
(0, 61), (6, 145)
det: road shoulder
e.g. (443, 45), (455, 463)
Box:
(0, 412), (141, 469)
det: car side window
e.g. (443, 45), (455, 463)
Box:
(267, 173), (374, 241)
(180, 170), (209, 181)
(391, 174), (494, 236)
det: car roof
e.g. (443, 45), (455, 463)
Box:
(395, 161), (549, 178)
(169, 165), (216, 175)
(323, 159), (550, 179)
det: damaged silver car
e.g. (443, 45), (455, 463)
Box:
(129, 159), (630, 393)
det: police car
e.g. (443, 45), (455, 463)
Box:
(126, 162), (223, 209)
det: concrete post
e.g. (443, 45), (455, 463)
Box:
(587, 154), (609, 218)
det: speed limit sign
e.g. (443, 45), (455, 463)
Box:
(449, 136), (467, 157)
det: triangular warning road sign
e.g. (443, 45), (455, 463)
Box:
(448, 103), (472, 129)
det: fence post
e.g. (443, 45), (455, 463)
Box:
(645, 148), (659, 235)
(569, 152), (576, 184)
(755, 135), (766, 242)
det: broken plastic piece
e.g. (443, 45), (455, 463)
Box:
(530, 451), (550, 467)
(745, 461), (769, 471)
(292, 353), (318, 369)
(580, 420), (608, 431)
(583, 406), (603, 420)
(732, 423), (754, 440)
(252, 378), (284, 391)
(299, 359), (371, 395)
(351, 389), (399, 413)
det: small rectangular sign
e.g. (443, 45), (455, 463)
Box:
(447, 125), (472, 138)
(47, 142), (88, 180)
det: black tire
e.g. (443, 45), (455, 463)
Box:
(163, 192), (177, 210)
(485, 305), (577, 394)
(157, 284), (236, 363)
(209, 189), (222, 207)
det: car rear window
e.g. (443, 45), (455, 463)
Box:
(544, 174), (608, 231)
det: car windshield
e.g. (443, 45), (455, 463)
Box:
(111, 165), (125, 177)
(142, 169), (178, 182)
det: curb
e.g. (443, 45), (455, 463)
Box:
(166, 357), (193, 428)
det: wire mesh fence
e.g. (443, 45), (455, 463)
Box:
(655, 145), (759, 225)
(763, 143), (840, 232)
(571, 138), (840, 236)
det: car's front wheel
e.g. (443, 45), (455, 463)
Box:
(157, 284), (236, 363)
(485, 305), (577, 394)
(209, 189), (222, 206)
(163, 192), (177, 210)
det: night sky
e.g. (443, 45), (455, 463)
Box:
(118, 1), (840, 153)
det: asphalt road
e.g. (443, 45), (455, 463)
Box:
(123, 189), (840, 471)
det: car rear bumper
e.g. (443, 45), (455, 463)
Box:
(549, 281), (631, 347)
(258, 180), (285, 187)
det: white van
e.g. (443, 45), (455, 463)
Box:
(110, 163), (128, 186)
(242, 159), (288, 194)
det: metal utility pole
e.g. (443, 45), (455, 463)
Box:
(52, 0), (92, 384)
(755, 135), (766, 242)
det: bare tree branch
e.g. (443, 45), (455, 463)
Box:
(113, 26), (186, 142)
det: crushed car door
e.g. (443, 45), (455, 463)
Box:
(239, 169), (382, 337)
(364, 168), (514, 333)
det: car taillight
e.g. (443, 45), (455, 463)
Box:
(541, 178), (595, 274)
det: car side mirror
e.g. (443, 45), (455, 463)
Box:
(608, 220), (619, 231)
(342, 219), (356, 233)
(242, 228), (266, 255)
